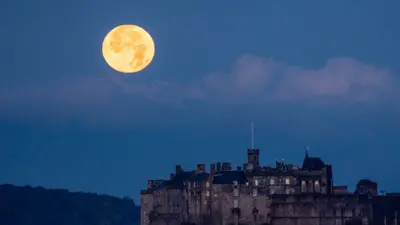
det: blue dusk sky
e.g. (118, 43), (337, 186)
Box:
(1, 0), (399, 201)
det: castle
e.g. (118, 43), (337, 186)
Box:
(140, 147), (400, 225)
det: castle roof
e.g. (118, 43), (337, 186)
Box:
(357, 179), (377, 187)
(151, 170), (212, 190)
(154, 171), (193, 190)
(302, 150), (325, 170)
(212, 170), (248, 184)
(187, 172), (209, 182)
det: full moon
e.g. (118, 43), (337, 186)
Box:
(102, 24), (155, 73)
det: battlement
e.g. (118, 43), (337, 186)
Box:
(247, 148), (260, 154)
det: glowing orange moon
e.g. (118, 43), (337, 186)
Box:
(102, 24), (155, 73)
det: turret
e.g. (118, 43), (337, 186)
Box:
(247, 148), (260, 168)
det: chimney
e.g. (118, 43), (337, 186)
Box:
(243, 163), (248, 170)
(197, 164), (205, 172)
(147, 180), (153, 188)
(210, 163), (216, 173)
(237, 166), (242, 171)
(222, 162), (232, 171)
(175, 165), (183, 174)
(170, 173), (175, 179)
(216, 162), (221, 172)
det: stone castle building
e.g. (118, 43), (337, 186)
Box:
(140, 148), (400, 225)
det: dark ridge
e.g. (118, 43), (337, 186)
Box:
(0, 184), (140, 225)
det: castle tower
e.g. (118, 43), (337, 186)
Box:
(247, 122), (260, 168)
(247, 149), (260, 168)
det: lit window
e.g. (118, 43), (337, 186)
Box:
(301, 180), (306, 192)
(315, 180), (320, 192)
(206, 191), (210, 196)
(270, 178), (275, 185)
(206, 181), (210, 187)
(233, 189), (239, 197)
(254, 179), (259, 186)
(285, 177), (291, 185)
(233, 199), (239, 208)
(253, 189), (258, 196)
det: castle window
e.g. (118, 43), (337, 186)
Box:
(270, 189), (275, 195)
(301, 181), (306, 192)
(233, 199), (239, 208)
(315, 180), (320, 192)
(233, 189), (239, 196)
(206, 191), (210, 196)
(253, 188), (258, 196)
(270, 178), (275, 185)
(285, 177), (291, 185)
(206, 181), (210, 187)
(254, 179), (259, 186)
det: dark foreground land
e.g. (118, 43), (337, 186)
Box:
(0, 184), (140, 225)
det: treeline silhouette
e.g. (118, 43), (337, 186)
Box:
(0, 184), (140, 225)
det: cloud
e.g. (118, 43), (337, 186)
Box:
(193, 55), (396, 104)
(104, 54), (397, 106)
(108, 55), (393, 103)
(0, 54), (398, 124)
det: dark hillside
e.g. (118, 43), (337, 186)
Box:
(0, 184), (140, 225)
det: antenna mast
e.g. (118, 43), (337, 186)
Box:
(251, 122), (255, 149)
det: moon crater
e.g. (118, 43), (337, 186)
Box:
(102, 24), (155, 73)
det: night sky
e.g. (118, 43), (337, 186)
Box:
(1, 0), (399, 202)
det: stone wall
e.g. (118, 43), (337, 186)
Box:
(141, 192), (154, 225)
(270, 195), (369, 225)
